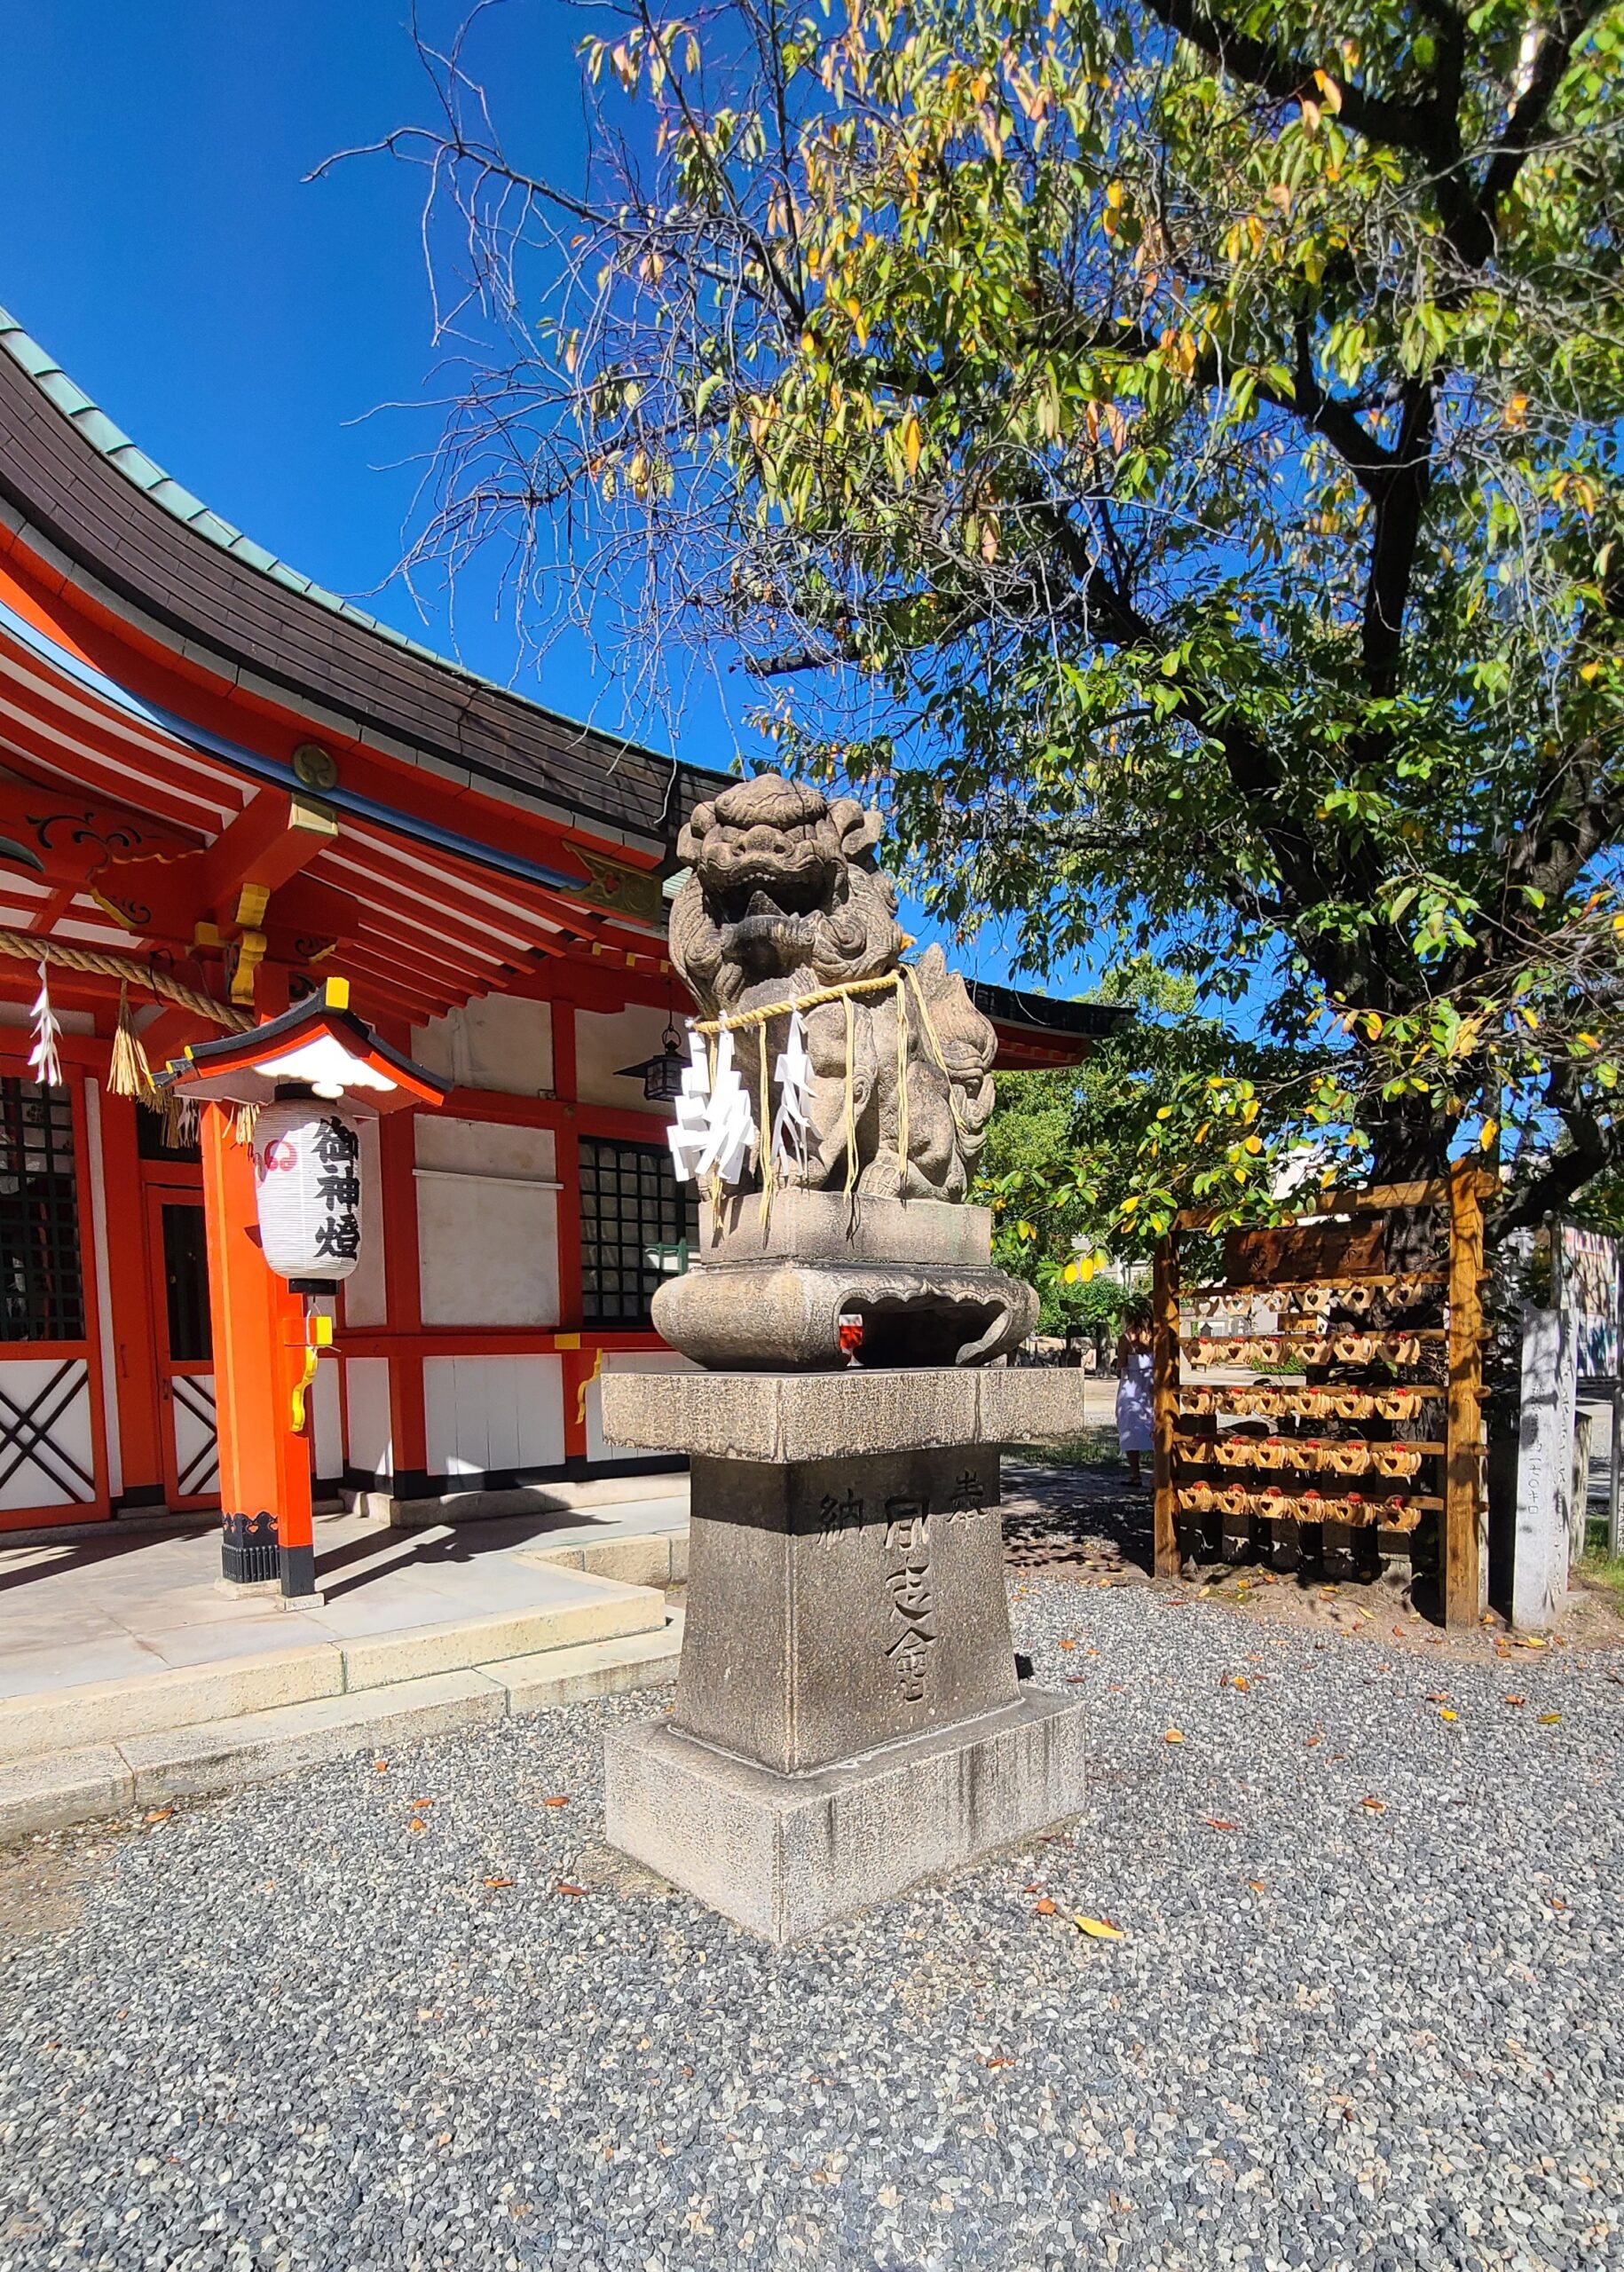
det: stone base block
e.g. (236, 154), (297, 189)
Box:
(604, 1685), (1086, 1945)
(601, 1364), (1087, 1462)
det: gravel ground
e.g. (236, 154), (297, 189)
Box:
(2, 1578), (1620, 2272)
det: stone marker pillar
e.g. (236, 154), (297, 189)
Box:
(602, 1367), (1088, 1944)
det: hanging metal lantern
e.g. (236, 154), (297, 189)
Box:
(617, 1019), (689, 1104)
(250, 1100), (364, 1292)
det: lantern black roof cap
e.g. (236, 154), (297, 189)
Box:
(155, 978), (450, 1113)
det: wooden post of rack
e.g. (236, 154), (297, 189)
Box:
(1152, 1228), (1180, 1577)
(1443, 1160), (1487, 1629)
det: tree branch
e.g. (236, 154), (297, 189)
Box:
(1139, 0), (1440, 151)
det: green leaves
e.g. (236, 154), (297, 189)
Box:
(403, 0), (1624, 1229)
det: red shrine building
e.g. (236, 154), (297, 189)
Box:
(0, 305), (1119, 1586)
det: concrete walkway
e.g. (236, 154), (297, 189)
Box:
(0, 1479), (690, 1839)
(0, 1480), (689, 1700)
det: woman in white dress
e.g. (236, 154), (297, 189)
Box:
(1114, 1299), (1155, 1488)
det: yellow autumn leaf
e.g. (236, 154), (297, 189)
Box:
(1163, 1727), (1185, 1744)
(1538, 1712), (1561, 1724)
(1479, 1119), (1499, 1151)
(1073, 1914), (1124, 1940)
(901, 410), (922, 477)
(1439, 1708), (1458, 1722)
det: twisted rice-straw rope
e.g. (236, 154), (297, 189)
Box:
(0, 928), (252, 1032)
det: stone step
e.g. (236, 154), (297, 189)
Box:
(0, 1613), (685, 1840)
(116, 1668), (510, 1810)
(524, 1527), (690, 1590)
(486, 1613), (683, 1713)
(0, 1567), (667, 1763)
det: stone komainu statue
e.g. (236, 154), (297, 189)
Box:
(668, 773), (997, 1201)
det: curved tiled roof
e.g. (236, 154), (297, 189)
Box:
(0, 304), (721, 852)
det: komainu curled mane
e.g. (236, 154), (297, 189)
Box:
(668, 773), (996, 1200)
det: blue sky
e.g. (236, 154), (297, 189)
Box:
(0, 0), (1107, 994)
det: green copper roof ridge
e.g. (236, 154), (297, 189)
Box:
(0, 299), (676, 761)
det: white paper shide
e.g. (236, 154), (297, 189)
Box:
(666, 1010), (816, 1188)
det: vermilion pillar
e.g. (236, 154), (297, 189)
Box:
(201, 1101), (316, 1597)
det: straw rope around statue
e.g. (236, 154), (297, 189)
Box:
(689, 965), (967, 1211)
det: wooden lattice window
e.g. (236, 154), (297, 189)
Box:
(579, 1136), (696, 1329)
(0, 1079), (85, 1344)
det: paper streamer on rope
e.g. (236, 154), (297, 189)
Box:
(667, 1028), (718, 1183)
(28, 960), (62, 1088)
(672, 966), (969, 1198)
(666, 1026), (757, 1191)
(698, 1028), (756, 1187)
(769, 1009), (815, 1172)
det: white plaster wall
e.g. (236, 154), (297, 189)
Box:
(575, 1003), (674, 1116)
(424, 1353), (566, 1478)
(411, 996), (554, 1098)
(339, 1117), (386, 1329)
(414, 1116), (561, 1329)
(584, 1348), (697, 1463)
(344, 1357), (393, 1480)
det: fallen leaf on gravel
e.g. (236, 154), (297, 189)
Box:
(1538, 1712), (1562, 1725)
(144, 1809), (173, 1824)
(555, 1881), (587, 1897)
(1426, 1691), (1451, 1703)
(373, 1760), (389, 1772)
(1065, 1674), (1088, 1684)
(1504, 1695), (1526, 1707)
(542, 1796), (571, 1808)
(1033, 1898), (1058, 1916)
(1360, 1796), (1386, 1812)
(483, 1876), (514, 1889)
(1202, 1818), (1237, 1831)
(1248, 1881), (1266, 1892)
(1439, 1708), (1459, 1722)
(1022, 1882), (1043, 1892)
(1073, 1915), (1123, 1940)
(1163, 1729), (1186, 1744)
(410, 1797), (434, 1809)
(1550, 1897), (1569, 1912)
(982, 2055), (1014, 2070)
(1515, 1637), (1548, 1651)
(1059, 1638), (1076, 1652)
(407, 1819), (429, 1835)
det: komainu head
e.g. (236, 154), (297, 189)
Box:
(672, 773), (905, 1012)
(666, 773), (998, 1201)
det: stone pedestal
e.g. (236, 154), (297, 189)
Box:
(651, 1191), (1038, 1369)
(600, 1367), (1088, 1942)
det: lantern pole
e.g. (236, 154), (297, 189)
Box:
(201, 1099), (318, 1600)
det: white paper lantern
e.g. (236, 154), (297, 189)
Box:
(251, 1102), (364, 1285)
